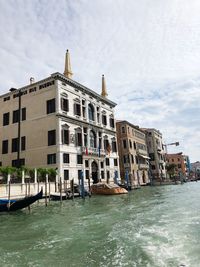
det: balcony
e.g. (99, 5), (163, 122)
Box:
(82, 146), (106, 157)
(138, 163), (149, 169)
(124, 163), (130, 168)
(137, 148), (148, 156)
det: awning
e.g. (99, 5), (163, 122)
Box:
(138, 154), (150, 159)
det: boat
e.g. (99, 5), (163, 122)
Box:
(91, 182), (128, 195)
(50, 184), (91, 200)
(0, 189), (43, 212)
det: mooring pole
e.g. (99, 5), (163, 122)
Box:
(8, 180), (11, 210)
(81, 170), (85, 199)
(60, 177), (62, 203)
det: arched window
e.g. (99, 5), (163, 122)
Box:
(88, 104), (95, 121)
(90, 130), (96, 148)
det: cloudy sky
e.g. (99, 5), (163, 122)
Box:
(0, 0), (200, 161)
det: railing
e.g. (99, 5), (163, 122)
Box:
(137, 148), (148, 155)
(124, 163), (130, 168)
(138, 163), (149, 169)
(82, 146), (106, 157)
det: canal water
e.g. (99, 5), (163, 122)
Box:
(1, 182), (200, 267)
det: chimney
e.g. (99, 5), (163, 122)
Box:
(30, 77), (35, 84)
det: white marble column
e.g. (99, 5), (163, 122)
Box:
(34, 168), (37, 183)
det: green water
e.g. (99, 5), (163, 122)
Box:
(1, 182), (200, 267)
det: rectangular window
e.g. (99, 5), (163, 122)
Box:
(62, 129), (69, 145)
(104, 139), (109, 150)
(131, 154), (134, 163)
(85, 170), (89, 179)
(2, 140), (8, 154)
(114, 158), (118, 166)
(78, 170), (82, 180)
(0, 162), (2, 166)
(64, 170), (69, 180)
(107, 171), (110, 179)
(149, 153), (155, 161)
(123, 140), (127, 149)
(47, 99), (56, 114)
(48, 130), (56, 146)
(129, 140), (132, 149)
(12, 158), (25, 167)
(85, 160), (89, 168)
(21, 136), (26, 151)
(77, 155), (83, 164)
(101, 171), (105, 179)
(123, 155), (126, 163)
(102, 115), (107, 125)
(3, 112), (9, 126)
(106, 158), (110, 166)
(112, 141), (117, 152)
(76, 132), (82, 146)
(12, 138), (18, 153)
(63, 153), (70, 163)
(101, 161), (104, 168)
(110, 118), (115, 128)
(61, 98), (69, 112)
(74, 103), (81, 116)
(122, 126), (125, 133)
(47, 153), (56, 164)
(22, 108), (26, 121)
(13, 110), (19, 123)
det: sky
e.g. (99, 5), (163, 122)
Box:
(0, 0), (200, 162)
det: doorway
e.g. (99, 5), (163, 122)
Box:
(91, 161), (98, 184)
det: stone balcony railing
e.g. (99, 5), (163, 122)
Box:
(82, 146), (106, 157)
(137, 148), (148, 156)
(138, 163), (149, 169)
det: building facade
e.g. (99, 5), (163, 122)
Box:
(116, 121), (150, 188)
(166, 153), (190, 178)
(144, 128), (166, 182)
(0, 51), (120, 184)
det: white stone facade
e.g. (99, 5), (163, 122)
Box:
(0, 72), (120, 184)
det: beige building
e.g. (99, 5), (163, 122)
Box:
(143, 128), (166, 182)
(116, 121), (150, 188)
(0, 50), (120, 184)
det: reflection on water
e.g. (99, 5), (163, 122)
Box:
(1, 182), (200, 267)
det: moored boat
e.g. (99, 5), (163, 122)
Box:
(0, 189), (43, 212)
(91, 182), (128, 195)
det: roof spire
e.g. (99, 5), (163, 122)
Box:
(64, 49), (73, 79)
(101, 74), (108, 98)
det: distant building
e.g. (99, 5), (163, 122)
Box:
(143, 128), (166, 182)
(0, 50), (120, 184)
(190, 161), (200, 179)
(116, 121), (150, 188)
(166, 153), (190, 177)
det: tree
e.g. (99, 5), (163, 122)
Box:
(165, 163), (177, 183)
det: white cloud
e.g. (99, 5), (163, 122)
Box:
(0, 0), (200, 161)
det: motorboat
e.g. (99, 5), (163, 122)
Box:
(91, 182), (128, 195)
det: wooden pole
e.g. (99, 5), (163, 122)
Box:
(45, 177), (47, 207)
(8, 180), (11, 210)
(28, 180), (31, 212)
(60, 177), (62, 203)
(70, 179), (74, 200)
(48, 181), (51, 202)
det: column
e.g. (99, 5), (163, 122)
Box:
(34, 168), (37, 183)
(22, 170), (25, 184)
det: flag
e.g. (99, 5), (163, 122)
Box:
(85, 146), (88, 156)
(106, 143), (111, 155)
